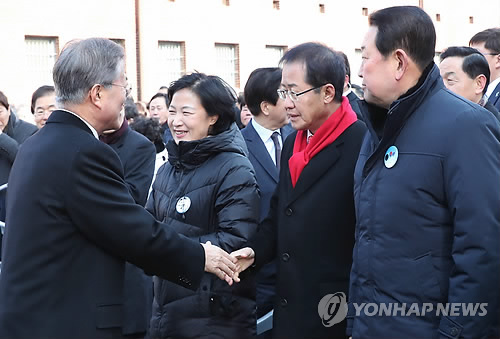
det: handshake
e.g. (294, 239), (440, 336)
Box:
(201, 241), (255, 285)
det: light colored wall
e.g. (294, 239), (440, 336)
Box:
(0, 0), (499, 122)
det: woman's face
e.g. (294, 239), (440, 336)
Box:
(240, 105), (252, 126)
(168, 88), (218, 144)
(0, 105), (11, 131)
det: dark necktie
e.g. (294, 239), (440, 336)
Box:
(271, 131), (281, 170)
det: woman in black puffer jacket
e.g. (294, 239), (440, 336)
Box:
(146, 73), (259, 339)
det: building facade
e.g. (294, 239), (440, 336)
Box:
(0, 0), (499, 122)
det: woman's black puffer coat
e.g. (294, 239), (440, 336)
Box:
(146, 123), (260, 339)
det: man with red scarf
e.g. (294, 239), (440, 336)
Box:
(232, 42), (366, 339)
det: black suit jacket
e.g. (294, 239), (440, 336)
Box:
(241, 121), (293, 318)
(489, 81), (500, 111)
(0, 110), (205, 339)
(107, 127), (156, 336)
(249, 120), (366, 339)
(347, 92), (364, 121)
(241, 122), (294, 220)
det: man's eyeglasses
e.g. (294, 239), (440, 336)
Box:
(277, 84), (327, 101)
(109, 83), (132, 97)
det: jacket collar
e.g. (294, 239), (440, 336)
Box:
(45, 109), (96, 137)
(362, 62), (442, 176)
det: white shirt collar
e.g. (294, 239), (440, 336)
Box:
(59, 109), (99, 139)
(486, 76), (500, 99)
(307, 130), (314, 143)
(343, 88), (353, 96)
(251, 118), (280, 143)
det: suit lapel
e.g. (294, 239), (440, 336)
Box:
(243, 123), (279, 182)
(491, 82), (500, 107)
(287, 139), (342, 205)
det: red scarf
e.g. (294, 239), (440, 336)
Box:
(289, 97), (357, 187)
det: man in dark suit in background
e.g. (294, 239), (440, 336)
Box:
(0, 37), (236, 339)
(241, 67), (293, 324)
(100, 110), (156, 339)
(233, 42), (366, 339)
(470, 28), (500, 110)
(339, 51), (364, 120)
(439, 46), (500, 121)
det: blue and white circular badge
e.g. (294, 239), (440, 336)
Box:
(176, 196), (191, 214)
(384, 146), (399, 169)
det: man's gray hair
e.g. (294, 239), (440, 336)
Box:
(53, 38), (125, 106)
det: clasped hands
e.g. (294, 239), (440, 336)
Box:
(201, 241), (255, 286)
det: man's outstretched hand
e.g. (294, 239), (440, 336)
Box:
(230, 247), (255, 283)
(201, 241), (237, 285)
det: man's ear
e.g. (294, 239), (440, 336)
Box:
(394, 49), (410, 81)
(89, 84), (103, 108)
(324, 84), (335, 104)
(475, 74), (487, 96)
(260, 101), (270, 116)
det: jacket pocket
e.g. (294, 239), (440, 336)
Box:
(96, 303), (123, 329)
(414, 252), (443, 302)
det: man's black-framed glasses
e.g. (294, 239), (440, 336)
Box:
(277, 83), (327, 101)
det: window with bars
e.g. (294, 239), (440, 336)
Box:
(25, 36), (58, 87)
(265, 45), (287, 67)
(215, 43), (239, 88)
(158, 41), (186, 88)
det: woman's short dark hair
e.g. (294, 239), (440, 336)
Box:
(369, 6), (436, 71)
(280, 42), (345, 102)
(0, 91), (9, 110)
(31, 85), (55, 114)
(168, 73), (236, 135)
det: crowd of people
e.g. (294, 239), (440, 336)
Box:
(0, 5), (499, 339)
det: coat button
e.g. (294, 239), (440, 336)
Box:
(285, 208), (293, 216)
(280, 298), (288, 307)
(450, 328), (458, 336)
(282, 253), (290, 262)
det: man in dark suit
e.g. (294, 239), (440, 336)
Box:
(439, 46), (500, 121)
(100, 113), (156, 338)
(338, 51), (364, 120)
(470, 28), (500, 110)
(241, 67), (293, 323)
(233, 43), (366, 338)
(0, 37), (236, 339)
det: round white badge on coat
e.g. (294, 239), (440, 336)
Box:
(384, 146), (399, 169)
(176, 196), (191, 214)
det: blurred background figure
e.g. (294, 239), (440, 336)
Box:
(124, 98), (139, 124)
(31, 85), (56, 129)
(439, 46), (500, 121)
(148, 92), (173, 144)
(147, 73), (259, 339)
(158, 86), (169, 94)
(338, 51), (364, 120)
(241, 67), (293, 329)
(130, 116), (168, 190)
(236, 93), (252, 128)
(470, 28), (500, 110)
(135, 101), (149, 117)
(0, 90), (37, 258)
(100, 110), (156, 339)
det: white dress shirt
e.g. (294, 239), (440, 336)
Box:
(251, 118), (282, 166)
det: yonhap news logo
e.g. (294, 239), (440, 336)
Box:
(318, 292), (489, 327)
(318, 292), (348, 327)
